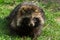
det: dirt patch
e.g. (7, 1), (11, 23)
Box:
(55, 17), (60, 24)
(6, 5), (15, 9)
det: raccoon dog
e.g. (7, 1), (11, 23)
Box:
(7, 2), (45, 40)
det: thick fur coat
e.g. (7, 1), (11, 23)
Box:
(7, 2), (45, 40)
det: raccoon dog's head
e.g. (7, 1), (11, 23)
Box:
(16, 3), (44, 28)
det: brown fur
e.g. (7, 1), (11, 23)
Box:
(7, 2), (45, 40)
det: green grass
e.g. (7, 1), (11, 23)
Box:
(0, 1), (60, 40)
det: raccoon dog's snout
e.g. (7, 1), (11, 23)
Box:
(29, 17), (40, 27)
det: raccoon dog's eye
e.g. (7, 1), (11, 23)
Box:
(33, 18), (40, 22)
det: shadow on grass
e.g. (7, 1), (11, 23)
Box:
(0, 17), (22, 40)
(0, 17), (10, 35)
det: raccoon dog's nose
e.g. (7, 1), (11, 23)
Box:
(29, 22), (35, 27)
(29, 24), (32, 26)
